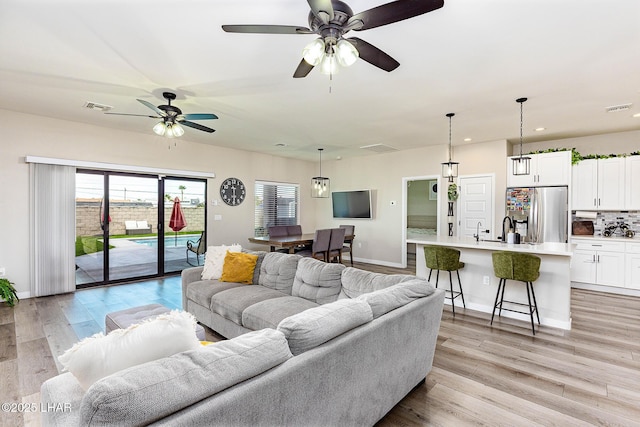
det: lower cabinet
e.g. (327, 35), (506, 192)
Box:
(626, 242), (640, 290)
(571, 238), (626, 288)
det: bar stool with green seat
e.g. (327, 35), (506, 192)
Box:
(424, 245), (466, 316)
(491, 251), (541, 335)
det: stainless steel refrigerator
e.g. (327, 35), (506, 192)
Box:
(505, 186), (568, 243)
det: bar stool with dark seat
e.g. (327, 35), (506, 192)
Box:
(424, 245), (466, 316)
(491, 251), (541, 335)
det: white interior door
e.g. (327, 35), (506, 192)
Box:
(457, 175), (494, 239)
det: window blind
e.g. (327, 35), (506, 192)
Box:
(254, 181), (299, 237)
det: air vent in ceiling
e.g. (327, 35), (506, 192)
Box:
(605, 103), (632, 113)
(360, 143), (398, 153)
(84, 101), (113, 112)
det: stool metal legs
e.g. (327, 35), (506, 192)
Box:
(433, 268), (465, 317)
(491, 279), (540, 335)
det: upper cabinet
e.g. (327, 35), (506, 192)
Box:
(572, 158), (625, 210)
(507, 151), (571, 187)
(626, 156), (640, 209)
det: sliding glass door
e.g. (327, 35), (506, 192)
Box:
(75, 171), (206, 287)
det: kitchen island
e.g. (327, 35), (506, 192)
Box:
(407, 235), (574, 330)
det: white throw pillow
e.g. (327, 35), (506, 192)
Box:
(58, 310), (201, 390)
(201, 244), (242, 280)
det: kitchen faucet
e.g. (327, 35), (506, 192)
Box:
(501, 216), (514, 242)
(474, 221), (482, 242)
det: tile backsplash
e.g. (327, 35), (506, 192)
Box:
(572, 211), (639, 237)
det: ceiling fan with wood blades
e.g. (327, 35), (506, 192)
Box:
(222, 0), (444, 78)
(105, 92), (218, 137)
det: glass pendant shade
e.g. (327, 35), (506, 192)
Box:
(512, 156), (531, 175)
(441, 161), (459, 182)
(311, 177), (330, 198)
(311, 148), (330, 198)
(335, 39), (359, 67)
(303, 38), (325, 66)
(153, 121), (166, 136)
(319, 52), (339, 75)
(172, 122), (185, 137)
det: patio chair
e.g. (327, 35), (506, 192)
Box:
(186, 231), (206, 266)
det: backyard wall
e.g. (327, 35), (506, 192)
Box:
(76, 204), (205, 236)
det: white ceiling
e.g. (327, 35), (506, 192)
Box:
(1, 0), (639, 162)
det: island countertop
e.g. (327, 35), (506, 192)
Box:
(408, 235), (574, 330)
(407, 235), (575, 257)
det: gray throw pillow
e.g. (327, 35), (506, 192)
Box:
(277, 298), (373, 355)
(357, 279), (435, 318)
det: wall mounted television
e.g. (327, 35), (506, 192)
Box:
(331, 190), (373, 219)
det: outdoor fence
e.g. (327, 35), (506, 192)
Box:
(76, 205), (205, 236)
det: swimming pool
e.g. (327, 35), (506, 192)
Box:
(130, 235), (200, 248)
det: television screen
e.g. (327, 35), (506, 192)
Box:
(331, 190), (372, 219)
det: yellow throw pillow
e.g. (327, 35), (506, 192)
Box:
(220, 251), (258, 284)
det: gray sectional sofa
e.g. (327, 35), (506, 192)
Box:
(41, 251), (445, 426)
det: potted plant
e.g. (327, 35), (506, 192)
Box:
(0, 278), (19, 307)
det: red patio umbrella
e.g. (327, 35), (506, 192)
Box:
(169, 197), (187, 246)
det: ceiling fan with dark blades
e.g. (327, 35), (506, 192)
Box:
(106, 92), (218, 136)
(222, 0), (444, 78)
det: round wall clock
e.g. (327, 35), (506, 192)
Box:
(220, 177), (246, 206)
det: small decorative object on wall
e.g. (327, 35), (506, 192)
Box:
(0, 278), (19, 307)
(220, 178), (246, 206)
(447, 183), (459, 236)
(428, 180), (437, 200)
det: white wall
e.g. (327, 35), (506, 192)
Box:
(0, 109), (317, 295)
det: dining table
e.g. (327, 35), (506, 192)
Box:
(248, 233), (355, 254)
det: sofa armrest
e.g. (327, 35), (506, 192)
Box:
(181, 266), (204, 310)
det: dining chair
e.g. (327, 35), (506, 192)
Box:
(297, 229), (331, 262)
(286, 225), (303, 236)
(327, 227), (347, 263)
(267, 225), (289, 237)
(339, 224), (355, 266)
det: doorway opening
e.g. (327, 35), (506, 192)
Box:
(74, 170), (206, 287)
(402, 175), (441, 268)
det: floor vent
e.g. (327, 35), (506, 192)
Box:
(84, 101), (113, 112)
(360, 143), (398, 153)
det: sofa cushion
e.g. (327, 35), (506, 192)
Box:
(79, 329), (292, 426)
(291, 257), (345, 304)
(258, 252), (301, 293)
(211, 286), (288, 324)
(277, 298), (373, 355)
(338, 267), (416, 299)
(186, 280), (245, 308)
(201, 244), (242, 280)
(59, 311), (201, 390)
(242, 249), (267, 285)
(357, 279), (436, 319)
(242, 296), (319, 331)
(220, 251), (259, 284)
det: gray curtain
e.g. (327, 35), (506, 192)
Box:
(30, 163), (76, 296)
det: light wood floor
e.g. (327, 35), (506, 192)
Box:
(2, 258), (640, 426)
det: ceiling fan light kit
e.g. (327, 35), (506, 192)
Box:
(222, 0), (444, 78)
(105, 91), (218, 139)
(512, 97), (531, 176)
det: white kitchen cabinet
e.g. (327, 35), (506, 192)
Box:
(626, 241), (640, 290)
(571, 238), (626, 287)
(571, 157), (625, 210)
(507, 151), (571, 187)
(625, 156), (640, 209)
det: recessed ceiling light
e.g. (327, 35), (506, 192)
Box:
(463, 138), (472, 142)
(535, 127), (546, 132)
(633, 113), (640, 118)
